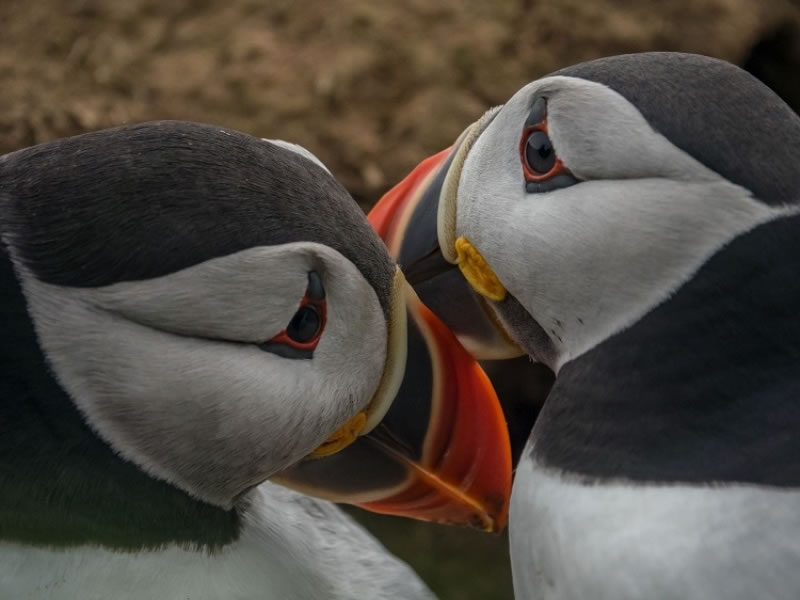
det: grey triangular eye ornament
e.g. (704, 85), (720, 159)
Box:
(519, 97), (578, 194)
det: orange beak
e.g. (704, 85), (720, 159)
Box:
(275, 282), (512, 532)
(359, 290), (510, 530)
(369, 147), (452, 251)
(370, 137), (523, 360)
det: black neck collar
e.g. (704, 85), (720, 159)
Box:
(532, 212), (800, 486)
(0, 248), (241, 550)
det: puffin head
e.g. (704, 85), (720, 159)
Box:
(0, 121), (511, 547)
(372, 52), (800, 372)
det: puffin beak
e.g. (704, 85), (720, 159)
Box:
(369, 109), (523, 361)
(274, 271), (512, 532)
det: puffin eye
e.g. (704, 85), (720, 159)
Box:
(524, 131), (556, 174)
(519, 97), (578, 193)
(259, 271), (327, 359)
(286, 305), (322, 343)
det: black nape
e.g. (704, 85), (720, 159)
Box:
(0, 244), (242, 550)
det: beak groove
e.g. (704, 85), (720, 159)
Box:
(404, 246), (455, 287)
(360, 434), (502, 532)
(368, 106), (522, 360)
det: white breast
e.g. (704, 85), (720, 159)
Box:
(510, 449), (800, 600)
(0, 482), (435, 600)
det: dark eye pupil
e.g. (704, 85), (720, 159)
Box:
(525, 131), (556, 174)
(286, 305), (321, 343)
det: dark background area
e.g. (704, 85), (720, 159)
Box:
(3, 1), (799, 598)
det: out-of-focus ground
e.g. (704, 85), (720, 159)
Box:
(2, 1), (799, 598)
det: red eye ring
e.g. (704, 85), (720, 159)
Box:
(260, 271), (327, 359)
(519, 123), (570, 183)
(267, 296), (327, 352)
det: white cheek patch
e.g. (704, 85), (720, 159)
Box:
(455, 77), (788, 370)
(15, 243), (388, 508)
(482, 178), (776, 368)
(299, 246), (389, 421)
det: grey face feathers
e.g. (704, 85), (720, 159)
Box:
(448, 54), (798, 371)
(0, 121), (397, 548)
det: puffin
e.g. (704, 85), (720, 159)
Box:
(369, 53), (800, 599)
(0, 121), (512, 599)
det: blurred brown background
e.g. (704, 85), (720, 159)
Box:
(3, 1), (799, 598)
